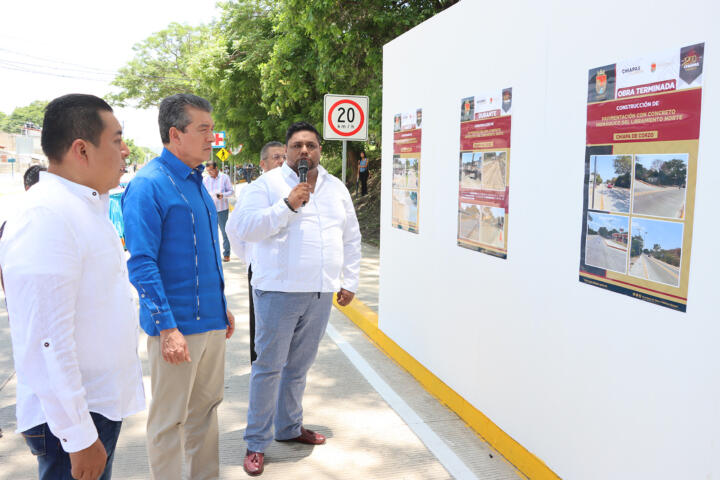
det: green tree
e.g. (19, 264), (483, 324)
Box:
(124, 138), (156, 165)
(660, 158), (687, 187)
(109, 23), (210, 108)
(631, 234), (643, 257)
(0, 111), (7, 132)
(1, 100), (48, 133)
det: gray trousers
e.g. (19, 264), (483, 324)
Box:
(244, 290), (333, 452)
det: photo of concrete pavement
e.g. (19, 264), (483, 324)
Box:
(459, 152), (482, 189)
(587, 154), (631, 213)
(392, 156), (419, 189)
(480, 151), (507, 191)
(392, 189), (418, 229)
(629, 217), (683, 287)
(632, 153), (688, 219)
(585, 212), (629, 273)
(458, 203), (505, 248)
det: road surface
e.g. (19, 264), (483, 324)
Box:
(481, 158), (506, 190)
(479, 223), (503, 248)
(585, 234), (627, 273)
(458, 213), (479, 240)
(588, 183), (630, 212)
(629, 253), (680, 286)
(633, 181), (685, 218)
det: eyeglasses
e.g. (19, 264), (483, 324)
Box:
(289, 142), (319, 151)
(270, 154), (286, 160)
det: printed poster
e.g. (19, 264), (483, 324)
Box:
(392, 108), (422, 233)
(579, 43), (704, 312)
(457, 88), (512, 258)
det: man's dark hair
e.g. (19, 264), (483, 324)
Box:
(260, 141), (284, 161)
(158, 94), (213, 144)
(285, 122), (321, 145)
(41, 94), (113, 162)
(24, 165), (47, 189)
(206, 161), (218, 168)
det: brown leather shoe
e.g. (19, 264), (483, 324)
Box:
(223, 255), (230, 262)
(243, 449), (264, 476)
(276, 427), (326, 445)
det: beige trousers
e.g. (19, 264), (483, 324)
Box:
(146, 329), (226, 480)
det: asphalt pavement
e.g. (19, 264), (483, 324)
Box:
(585, 234), (628, 273)
(629, 253), (680, 286)
(632, 182), (685, 218)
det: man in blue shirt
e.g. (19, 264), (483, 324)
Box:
(122, 93), (235, 480)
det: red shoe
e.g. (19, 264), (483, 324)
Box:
(277, 427), (326, 445)
(243, 449), (264, 476)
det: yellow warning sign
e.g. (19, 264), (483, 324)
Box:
(216, 148), (229, 161)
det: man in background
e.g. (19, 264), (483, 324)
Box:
(226, 141), (285, 364)
(0, 93), (144, 480)
(203, 160), (234, 262)
(122, 93), (234, 480)
(23, 165), (47, 191)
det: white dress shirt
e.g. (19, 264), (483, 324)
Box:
(0, 172), (145, 453)
(227, 163), (361, 293)
(227, 183), (255, 271)
(202, 171), (234, 212)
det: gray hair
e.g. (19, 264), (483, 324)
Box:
(260, 141), (284, 161)
(158, 94), (212, 144)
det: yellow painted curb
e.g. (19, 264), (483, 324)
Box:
(333, 295), (560, 480)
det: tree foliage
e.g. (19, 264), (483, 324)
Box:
(109, 23), (210, 108)
(124, 138), (156, 165)
(0, 100), (48, 133)
(109, 0), (459, 176)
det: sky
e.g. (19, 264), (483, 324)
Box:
(590, 155), (624, 182)
(587, 212), (629, 232)
(631, 218), (683, 249)
(0, 0), (220, 151)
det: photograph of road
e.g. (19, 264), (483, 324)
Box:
(632, 153), (688, 219)
(629, 218), (683, 287)
(459, 152), (482, 189)
(458, 203), (505, 248)
(393, 156), (419, 189)
(587, 154), (631, 213)
(585, 212), (629, 274)
(458, 202), (481, 241)
(481, 151), (507, 191)
(392, 189), (418, 228)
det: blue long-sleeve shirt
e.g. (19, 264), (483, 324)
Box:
(122, 148), (228, 336)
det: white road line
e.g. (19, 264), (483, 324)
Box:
(326, 322), (478, 480)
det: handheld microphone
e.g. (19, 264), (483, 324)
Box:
(298, 159), (308, 183)
(298, 159), (309, 206)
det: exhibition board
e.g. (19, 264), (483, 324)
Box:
(380, 1), (719, 479)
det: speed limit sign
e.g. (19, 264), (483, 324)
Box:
(323, 94), (369, 141)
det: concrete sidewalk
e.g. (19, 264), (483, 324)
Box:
(0, 242), (523, 479)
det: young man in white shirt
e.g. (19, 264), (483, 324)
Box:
(202, 160), (235, 261)
(231, 122), (361, 475)
(0, 94), (145, 480)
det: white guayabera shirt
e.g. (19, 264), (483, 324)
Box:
(227, 163), (361, 293)
(0, 172), (145, 453)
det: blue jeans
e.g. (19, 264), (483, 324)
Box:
(244, 290), (333, 452)
(22, 412), (123, 480)
(217, 209), (230, 257)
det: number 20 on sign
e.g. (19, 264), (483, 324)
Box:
(323, 94), (369, 141)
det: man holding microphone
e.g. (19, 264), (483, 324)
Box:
(231, 122), (361, 475)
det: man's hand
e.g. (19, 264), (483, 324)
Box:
(159, 328), (191, 364)
(336, 288), (355, 307)
(287, 183), (311, 210)
(226, 309), (235, 339)
(69, 438), (107, 480)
